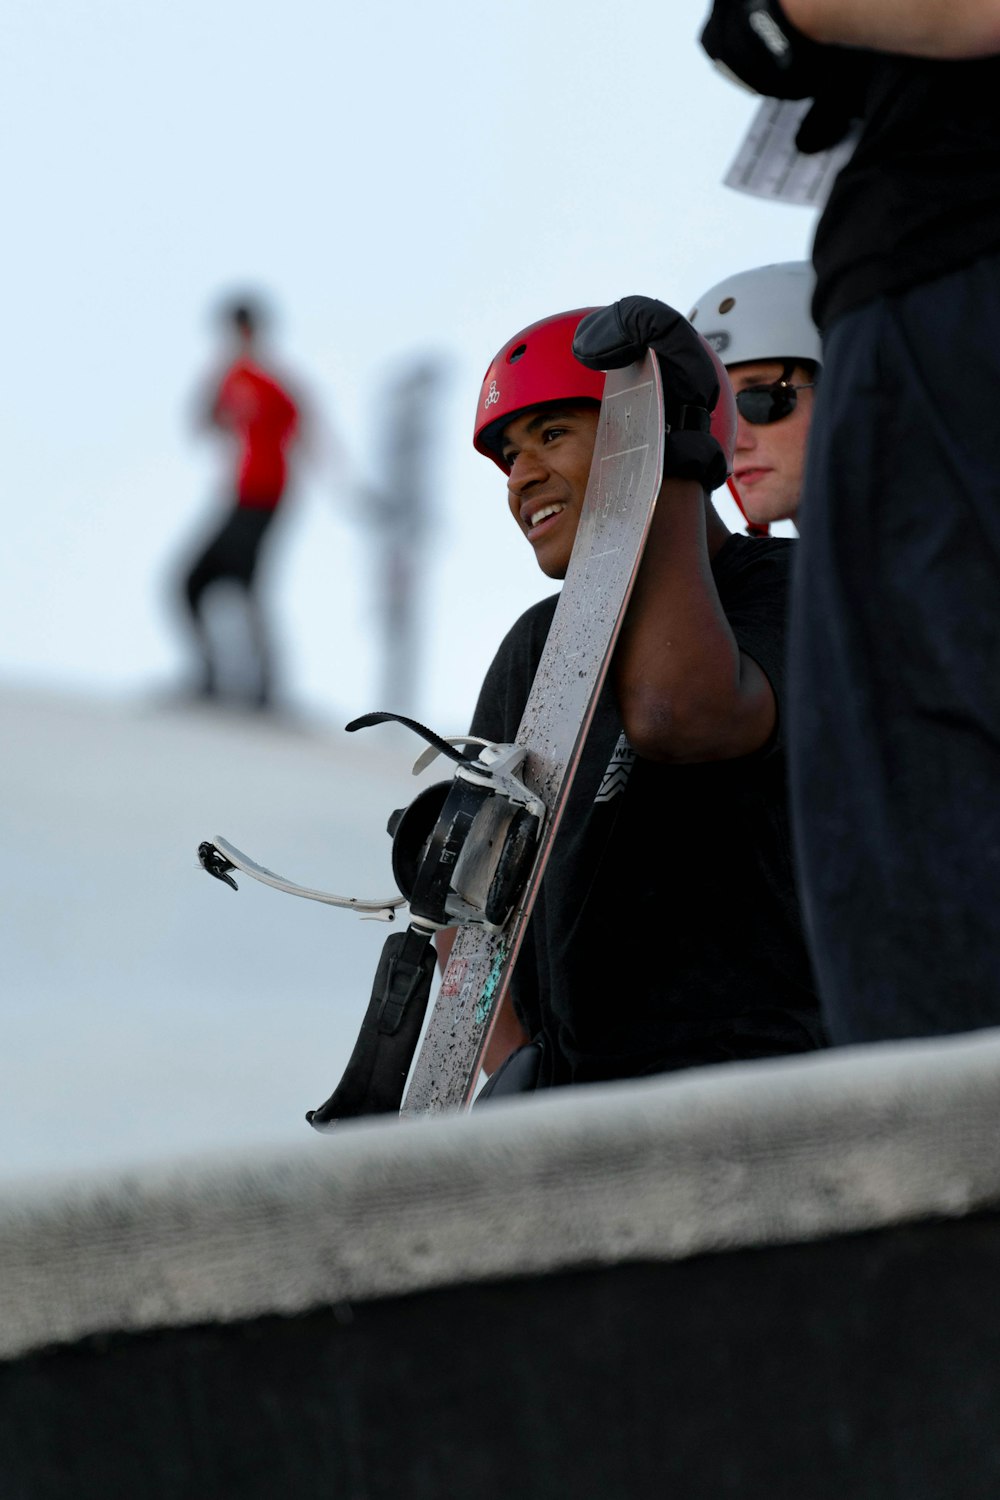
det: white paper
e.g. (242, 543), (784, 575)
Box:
(724, 97), (860, 209)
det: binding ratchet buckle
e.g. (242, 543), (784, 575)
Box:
(376, 713), (545, 933)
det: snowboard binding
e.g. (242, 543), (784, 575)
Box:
(198, 711), (544, 1126)
(374, 712), (544, 934)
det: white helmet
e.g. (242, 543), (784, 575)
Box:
(688, 261), (821, 370)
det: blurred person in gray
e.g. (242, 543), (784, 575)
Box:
(179, 294), (303, 711)
(362, 358), (445, 716)
(689, 261), (820, 534)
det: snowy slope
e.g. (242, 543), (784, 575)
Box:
(1, 685), (444, 1184)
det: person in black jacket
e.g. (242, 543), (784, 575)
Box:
(701, 1), (1000, 1047)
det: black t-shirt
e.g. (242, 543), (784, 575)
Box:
(470, 534), (823, 1086)
(813, 54), (1000, 329)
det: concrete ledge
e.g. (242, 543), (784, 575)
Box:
(5, 1026), (1000, 1361)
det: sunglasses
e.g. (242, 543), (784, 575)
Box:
(735, 380), (816, 426)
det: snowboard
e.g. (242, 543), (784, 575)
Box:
(401, 351), (665, 1115)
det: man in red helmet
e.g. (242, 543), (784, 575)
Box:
(451, 295), (822, 1094)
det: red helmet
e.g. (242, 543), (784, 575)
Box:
(706, 338), (737, 479)
(473, 309), (603, 472)
(474, 307), (737, 481)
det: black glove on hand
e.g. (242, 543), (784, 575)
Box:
(792, 47), (873, 153)
(699, 0), (829, 99)
(700, 0), (872, 153)
(573, 296), (729, 492)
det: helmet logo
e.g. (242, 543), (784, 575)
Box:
(484, 380), (500, 410)
(704, 331), (731, 354)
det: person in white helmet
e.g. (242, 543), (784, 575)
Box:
(689, 262), (821, 532)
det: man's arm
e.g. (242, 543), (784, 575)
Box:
(193, 366), (233, 434)
(612, 478), (775, 764)
(778, 0), (1000, 58)
(189, 375), (224, 434)
(573, 297), (774, 765)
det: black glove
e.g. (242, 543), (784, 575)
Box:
(700, 0), (873, 154)
(792, 49), (874, 153)
(700, 0), (831, 100)
(573, 296), (729, 492)
(793, 97), (853, 154)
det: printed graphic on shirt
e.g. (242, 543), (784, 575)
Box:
(596, 733), (635, 803)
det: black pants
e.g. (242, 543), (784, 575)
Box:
(182, 504), (278, 705)
(788, 253), (1000, 1044)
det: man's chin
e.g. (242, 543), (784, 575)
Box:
(536, 555), (569, 582)
(741, 485), (799, 528)
(752, 503), (799, 527)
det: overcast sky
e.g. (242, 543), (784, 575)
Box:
(1, 0), (813, 734)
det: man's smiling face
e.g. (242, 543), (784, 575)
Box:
(500, 401), (600, 580)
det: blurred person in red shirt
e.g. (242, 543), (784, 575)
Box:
(180, 294), (302, 710)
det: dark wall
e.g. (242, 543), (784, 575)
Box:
(4, 1211), (1000, 1499)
